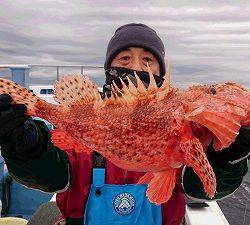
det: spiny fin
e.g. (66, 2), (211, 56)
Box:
(156, 60), (172, 101)
(0, 78), (41, 116)
(106, 63), (175, 106)
(50, 129), (92, 154)
(54, 74), (102, 108)
(137, 170), (176, 205)
(180, 138), (216, 198)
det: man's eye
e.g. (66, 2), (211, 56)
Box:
(120, 56), (130, 61)
(143, 57), (153, 62)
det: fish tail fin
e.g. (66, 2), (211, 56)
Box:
(137, 170), (176, 205)
(51, 129), (92, 154)
(54, 74), (103, 108)
(0, 78), (42, 116)
(181, 138), (216, 198)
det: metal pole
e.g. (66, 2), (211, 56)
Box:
(11, 68), (13, 81)
(81, 66), (83, 75)
(57, 66), (59, 81)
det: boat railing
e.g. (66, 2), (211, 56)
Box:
(0, 64), (105, 88)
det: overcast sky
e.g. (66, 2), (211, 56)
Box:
(0, 0), (250, 88)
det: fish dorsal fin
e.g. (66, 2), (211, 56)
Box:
(105, 77), (138, 106)
(54, 74), (102, 107)
(105, 63), (174, 107)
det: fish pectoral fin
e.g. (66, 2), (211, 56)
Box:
(137, 170), (176, 205)
(186, 109), (242, 150)
(181, 138), (216, 198)
(50, 129), (92, 154)
(242, 111), (250, 126)
(54, 74), (103, 108)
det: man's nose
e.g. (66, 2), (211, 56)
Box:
(130, 57), (142, 71)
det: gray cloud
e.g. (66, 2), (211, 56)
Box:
(0, 0), (249, 89)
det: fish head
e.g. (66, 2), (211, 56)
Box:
(185, 82), (249, 150)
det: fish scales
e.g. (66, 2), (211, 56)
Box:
(88, 99), (180, 169)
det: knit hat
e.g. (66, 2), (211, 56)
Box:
(104, 23), (166, 77)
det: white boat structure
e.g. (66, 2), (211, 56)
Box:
(29, 85), (55, 104)
(0, 64), (248, 225)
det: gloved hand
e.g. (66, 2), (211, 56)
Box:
(207, 125), (250, 165)
(0, 94), (39, 158)
(239, 126), (250, 144)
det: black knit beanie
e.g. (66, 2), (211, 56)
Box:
(104, 23), (166, 77)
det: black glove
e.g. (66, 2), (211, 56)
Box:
(239, 126), (250, 144)
(0, 94), (39, 158)
(207, 126), (250, 165)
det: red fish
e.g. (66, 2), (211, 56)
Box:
(0, 65), (249, 204)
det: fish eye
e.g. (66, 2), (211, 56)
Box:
(210, 86), (216, 95)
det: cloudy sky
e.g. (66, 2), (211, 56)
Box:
(0, 0), (250, 88)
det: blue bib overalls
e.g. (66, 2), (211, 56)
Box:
(84, 167), (162, 225)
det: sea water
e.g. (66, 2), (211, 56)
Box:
(218, 163), (250, 225)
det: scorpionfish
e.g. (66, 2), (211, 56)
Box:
(0, 64), (249, 205)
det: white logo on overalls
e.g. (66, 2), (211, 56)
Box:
(114, 192), (135, 215)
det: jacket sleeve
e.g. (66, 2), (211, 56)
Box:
(182, 126), (249, 200)
(1, 120), (71, 193)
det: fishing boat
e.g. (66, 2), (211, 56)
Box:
(0, 64), (248, 225)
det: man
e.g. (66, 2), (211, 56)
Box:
(0, 23), (249, 225)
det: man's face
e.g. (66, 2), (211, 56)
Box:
(111, 47), (160, 76)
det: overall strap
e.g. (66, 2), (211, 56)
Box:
(92, 151), (106, 186)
